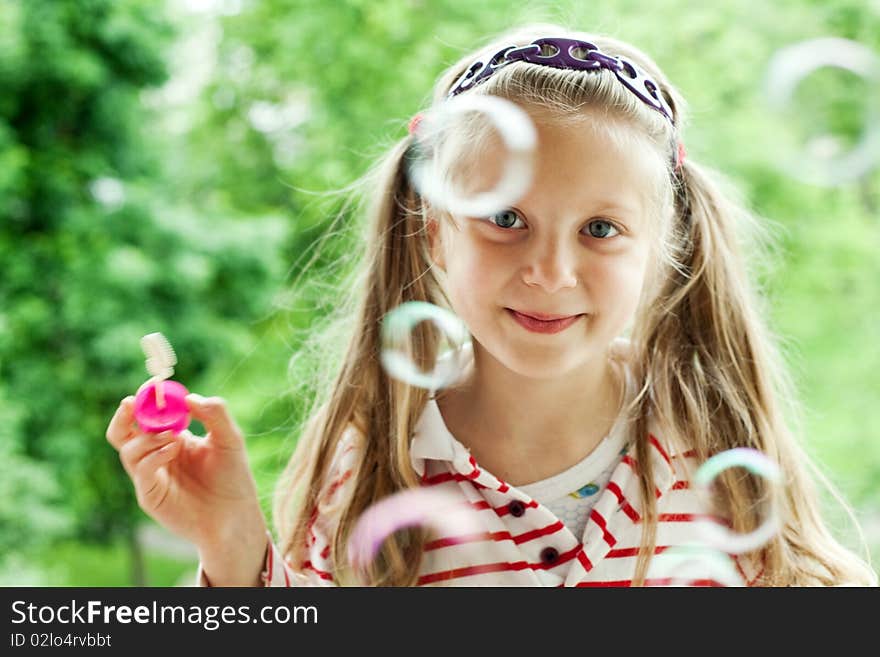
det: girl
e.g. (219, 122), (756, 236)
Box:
(106, 23), (877, 586)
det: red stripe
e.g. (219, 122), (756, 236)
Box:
(606, 481), (641, 522)
(577, 550), (593, 572)
(733, 555), (748, 581)
(749, 561), (766, 586)
(512, 521), (565, 544)
(324, 469), (353, 498)
(576, 579), (633, 587)
(424, 521), (564, 551)
(425, 530), (506, 550)
(589, 509), (617, 547)
(418, 561), (531, 585)
(301, 561), (334, 581)
(607, 546), (670, 558)
(671, 480), (689, 490)
(735, 553), (766, 586)
(320, 545), (331, 559)
(466, 498), (540, 517)
(658, 513), (699, 522)
(422, 472), (490, 489)
(575, 578), (727, 587)
(417, 545), (580, 585)
(658, 512), (718, 523)
(648, 434), (671, 465)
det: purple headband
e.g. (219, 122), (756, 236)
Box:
(448, 37), (675, 127)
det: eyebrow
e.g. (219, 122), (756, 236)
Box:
(593, 200), (641, 215)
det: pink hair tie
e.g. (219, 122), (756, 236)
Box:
(408, 112), (423, 135)
(676, 141), (687, 171)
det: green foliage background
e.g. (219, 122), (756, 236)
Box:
(1, 0), (877, 585)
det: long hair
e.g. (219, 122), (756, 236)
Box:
(273, 23), (877, 586)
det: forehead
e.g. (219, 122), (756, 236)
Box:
(523, 112), (666, 217)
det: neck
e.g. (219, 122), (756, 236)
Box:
(436, 343), (626, 486)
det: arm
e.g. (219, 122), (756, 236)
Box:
(196, 524), (271, 587)
(196, 425), (362, 587)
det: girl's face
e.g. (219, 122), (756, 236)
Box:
(429, 114), (665, 379)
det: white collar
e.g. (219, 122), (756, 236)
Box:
(409, 396), (473, 478)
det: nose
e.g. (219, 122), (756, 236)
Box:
(520, 238), (578, 293)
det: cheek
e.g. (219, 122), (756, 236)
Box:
(442, 236), (508, 312)
(588, 249), (650, 317)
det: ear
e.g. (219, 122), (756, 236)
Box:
(426, 216), (446, 270)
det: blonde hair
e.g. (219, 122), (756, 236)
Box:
(273, 23), (877, 586)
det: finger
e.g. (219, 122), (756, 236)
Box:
(106, 396), (138, 450)
(119, 431), (178, 478)
(184, 394), (245, 450)
(134, 440), (182, 512)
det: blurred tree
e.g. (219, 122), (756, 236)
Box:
(0, 0), (285, 584)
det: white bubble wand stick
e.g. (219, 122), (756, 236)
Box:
(140, 332), (177, 409)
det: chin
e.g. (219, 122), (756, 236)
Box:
(498, 348), (590, 380)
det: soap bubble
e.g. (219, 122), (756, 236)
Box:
(407, 94), (536, 218)
(693, 447), (782, 555)
(762, 37), (880, 186)
(347, 487), (485, 580)
(647, 545), (745, 587)
(380, 301), (472, 391)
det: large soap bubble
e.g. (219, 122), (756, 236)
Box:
(693, 447), (782, 555)
(407, 94), (537, 218)
(347, 487), (485, 582)
(762, 37), (880, 186)
(647, 545), (745, 587)
(380, 301), (472, 392)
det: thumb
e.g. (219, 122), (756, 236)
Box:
(185, 394), (245, 449)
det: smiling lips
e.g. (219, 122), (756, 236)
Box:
(506, 308), (585, 334)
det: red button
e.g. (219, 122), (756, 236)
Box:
(508, 500), (526, 517)
(540, 547), (559, 565)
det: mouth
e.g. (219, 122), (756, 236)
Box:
(505, 308), (585, 334)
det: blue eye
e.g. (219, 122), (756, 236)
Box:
(586, 220), (620, 239)
(489, 209), (524, 229)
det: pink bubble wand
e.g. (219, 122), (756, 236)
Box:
(133, 332), (191, 436)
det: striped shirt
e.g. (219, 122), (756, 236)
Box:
(197, 394), (763, 587)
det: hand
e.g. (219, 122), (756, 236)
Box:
(106, 394), (269, 584)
